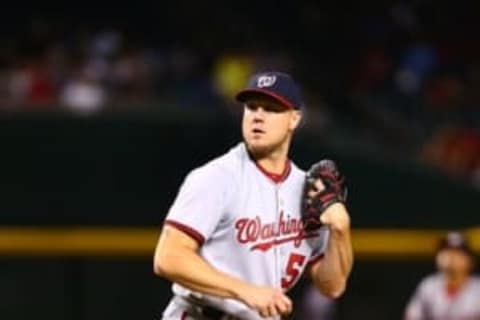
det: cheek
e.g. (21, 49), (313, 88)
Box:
(269, 118), (289, 137)
(456, 257), (471, 269)
(444, 254), (470, 270)
(275, 115), (291, 128)
(436, 252), (448, 269)
(242, 114), (250, 129)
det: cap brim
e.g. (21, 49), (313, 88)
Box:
(235, 88), (297, 109)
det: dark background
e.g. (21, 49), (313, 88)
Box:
(0, 1), (479, 319)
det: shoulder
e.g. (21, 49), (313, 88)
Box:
(289, 162), (306, 178)
(286, 161), (306, 187)
(416, 273), (442, 292)
(212, 142), (249, 174)
(469, 275), (480, 287)
(185, 143), (245, 183)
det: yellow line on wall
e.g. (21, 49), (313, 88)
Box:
(352, 229), (446, 258)
(0, 227), (158, 257)
(0, 227), (478, 258)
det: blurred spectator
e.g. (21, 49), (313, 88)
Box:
(89, 29), (122, 59)
(7, 60), (57, 108)
(404, 231), (480, 320)
(60, 65), (107, 114)
(0, 3), (478, 189)
(26, 62), (56, 106)
(351, 47), (393, 95)
(8, 62), (35, 106)
(0, 69), (9, 107)
(212, 54), (254, 113)
(109, 47), (155, 105)
(394, 42), (438, 96)
(420, 126), (480, 182)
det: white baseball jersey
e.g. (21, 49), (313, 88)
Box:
(162, 142), (329, 320)
(405, 273), (480, 320)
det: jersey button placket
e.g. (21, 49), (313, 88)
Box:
(274, 184), (283, 289)
(278, 195), (286, 257)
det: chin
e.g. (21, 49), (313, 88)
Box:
(246, 141), (275, 158)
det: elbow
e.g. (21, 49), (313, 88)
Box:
(153, 249), (178, 279)
(153, 253), (166, 277)
(319, 279), (347, 299)
(153, 256), (167, 277)
(325, 284), (346, 299)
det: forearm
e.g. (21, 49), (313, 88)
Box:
(154, 227), (246, 300)
(312, 204), (353, 297)
(313, 227), (353, 290)
(158, 249), (247, 298)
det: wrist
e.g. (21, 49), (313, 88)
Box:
(321, 203), (350, 232)
(229, 280), (249, 301)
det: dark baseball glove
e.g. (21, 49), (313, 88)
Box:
(301, 159), (347, 231)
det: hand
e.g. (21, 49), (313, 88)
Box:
(235, 284), (292, 318)
(307, 181), (350, 232)
(319, 203), (350, 232)
(302, 159), (347, 231)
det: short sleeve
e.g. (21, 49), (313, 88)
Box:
(164, 164), (232, 245)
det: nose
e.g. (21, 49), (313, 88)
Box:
(251, 107), (266, 121)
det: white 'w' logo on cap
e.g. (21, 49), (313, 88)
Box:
(257, 75), (276, 88)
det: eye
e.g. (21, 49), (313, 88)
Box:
(244, 101), (288, 113)
(245, 102), (259, 111)
(263, 103), (288, 113)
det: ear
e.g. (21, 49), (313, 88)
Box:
(289, 110), (302, 131)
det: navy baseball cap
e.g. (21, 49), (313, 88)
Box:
(235, 72), (304, 109)
(437, 231), (473, 256)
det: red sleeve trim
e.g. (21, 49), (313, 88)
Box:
(307, 253), (324, 267)
(164, 219), (205, 246)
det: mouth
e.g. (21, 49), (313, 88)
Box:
(252, 128), (265, 134)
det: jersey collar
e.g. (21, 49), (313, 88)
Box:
(254, 159), (292, 184)
(243, 143), (292, 183)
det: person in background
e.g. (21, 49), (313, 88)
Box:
(404, 231), (480, 320)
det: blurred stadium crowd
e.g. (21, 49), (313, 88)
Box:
(0, 1), (478, 188)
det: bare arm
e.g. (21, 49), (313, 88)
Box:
(153, 225), (292, 317)
(153, 225), (247, 298)
(309, 203), (353, 298)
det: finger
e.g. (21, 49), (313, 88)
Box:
(274, 299), (289, 315)
(259, 307), (269, 318)
(280, 294), (293, 313)
(268, 304), (278, 317)
(272, 294), (288, 315)
(308, 189), (317, 197)
(314, 179), (325, 191)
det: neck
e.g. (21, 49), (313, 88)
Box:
(446, 272), (468, 290)
(248, 142), (289, 175)
(256, 152), (288, 175)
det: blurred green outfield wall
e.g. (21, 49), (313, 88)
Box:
(0, 111), (478, 319)
(0, 111), (477, 228)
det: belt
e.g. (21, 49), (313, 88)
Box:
(201, 305), (227, 320)
(173, 295), (239, 320)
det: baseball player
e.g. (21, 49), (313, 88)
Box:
(404, 231), (480, 320)
(154, 71), (353, 319)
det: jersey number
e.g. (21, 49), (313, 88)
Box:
(281, 253), (306, 289)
